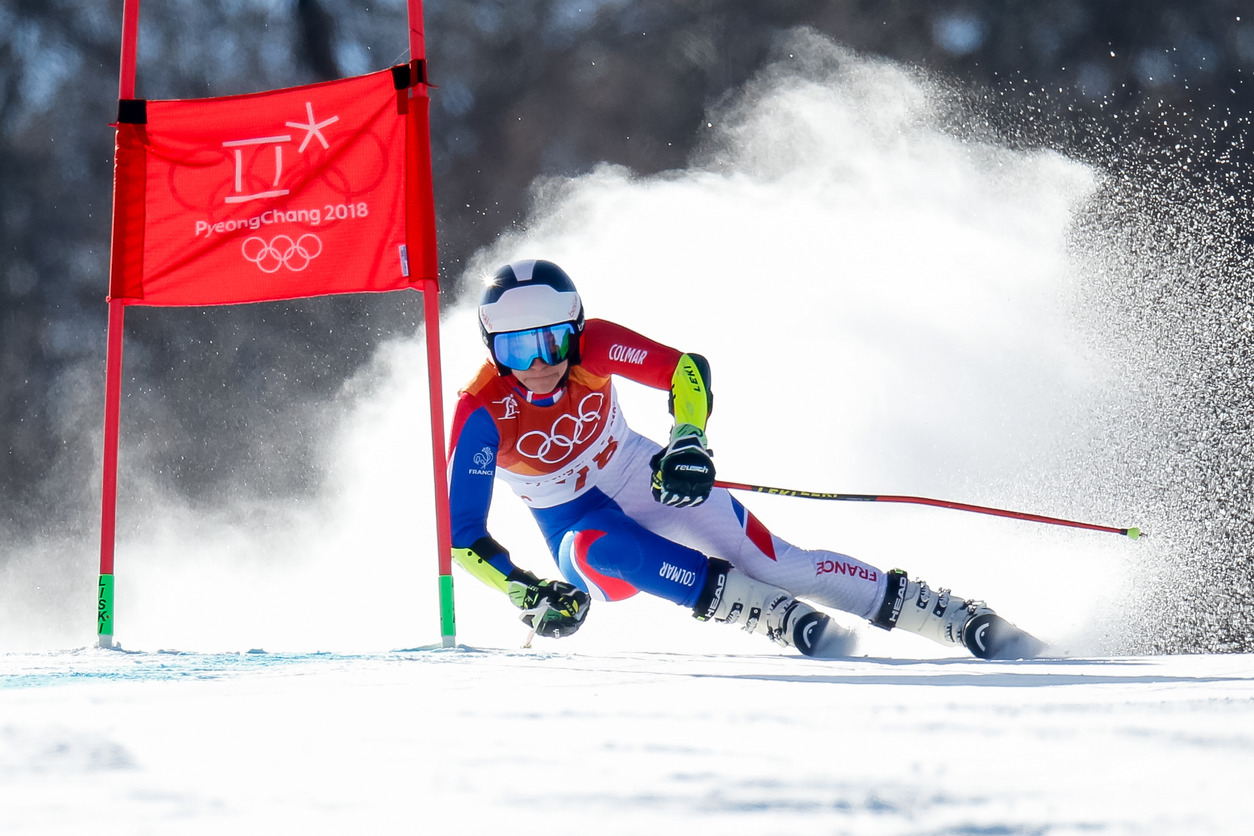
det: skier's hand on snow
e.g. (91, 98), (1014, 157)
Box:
(507, 571), (591, 638)
(651, 424), (715, 507)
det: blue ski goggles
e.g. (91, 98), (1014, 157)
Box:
(491, 322), (578, 371)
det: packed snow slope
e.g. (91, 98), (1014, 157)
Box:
(3, 648), (1254, 835)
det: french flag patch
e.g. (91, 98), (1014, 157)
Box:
(732, 499), (777, 561)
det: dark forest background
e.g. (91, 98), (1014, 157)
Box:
(4, 1), (1254, 648)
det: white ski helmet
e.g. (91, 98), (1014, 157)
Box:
(479, 259), (585, 373)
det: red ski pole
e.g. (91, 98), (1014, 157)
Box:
(714, 480), (1143, 539)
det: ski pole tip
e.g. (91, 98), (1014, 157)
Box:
(1125, 527), (1142, 540)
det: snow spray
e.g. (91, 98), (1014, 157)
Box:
(445, 32), (1232, 655)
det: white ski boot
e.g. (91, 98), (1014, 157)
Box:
(872, 569), (1044, 659)
(693, 558), (854, 657)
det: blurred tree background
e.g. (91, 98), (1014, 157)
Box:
(3, 1), (1252, 648)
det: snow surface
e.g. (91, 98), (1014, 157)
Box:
(3, 34), (1247, 835)
(3, 648), (1254, 835)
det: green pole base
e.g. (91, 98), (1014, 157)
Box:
(439, 573), (456, 647)
(97, 573), (115, 648)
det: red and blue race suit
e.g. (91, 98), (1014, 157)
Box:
(448, 319), (886, 618)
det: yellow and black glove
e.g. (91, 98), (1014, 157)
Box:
(652, 353), (715, 507)
(506, 570), (591, 639)
(452, 537), (591, 639)
(651, 425), (715, 507)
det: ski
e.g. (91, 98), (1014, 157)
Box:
(964, 613), (1047, 660)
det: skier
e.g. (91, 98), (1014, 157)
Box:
(447, 259), (1043, 659)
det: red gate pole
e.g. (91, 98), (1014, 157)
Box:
(98, 0), (142, 648)
(406, 0), (456, 646)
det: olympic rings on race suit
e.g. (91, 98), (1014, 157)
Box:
(515, 392), (605, 465)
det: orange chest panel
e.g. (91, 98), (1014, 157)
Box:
(469, 366), (615, 477)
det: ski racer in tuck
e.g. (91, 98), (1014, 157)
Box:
(448, 259), (1044, 659)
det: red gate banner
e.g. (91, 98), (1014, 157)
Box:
(109, 68), (419, 306)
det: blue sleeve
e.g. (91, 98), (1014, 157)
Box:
(448, 400), (504, 551)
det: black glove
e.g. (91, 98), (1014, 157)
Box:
(506, 571), (591, 639)
(650, 425), (715, 507)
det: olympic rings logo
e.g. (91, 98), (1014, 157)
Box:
(241, 234), (323, 273)
(517, 393), (606, 465)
